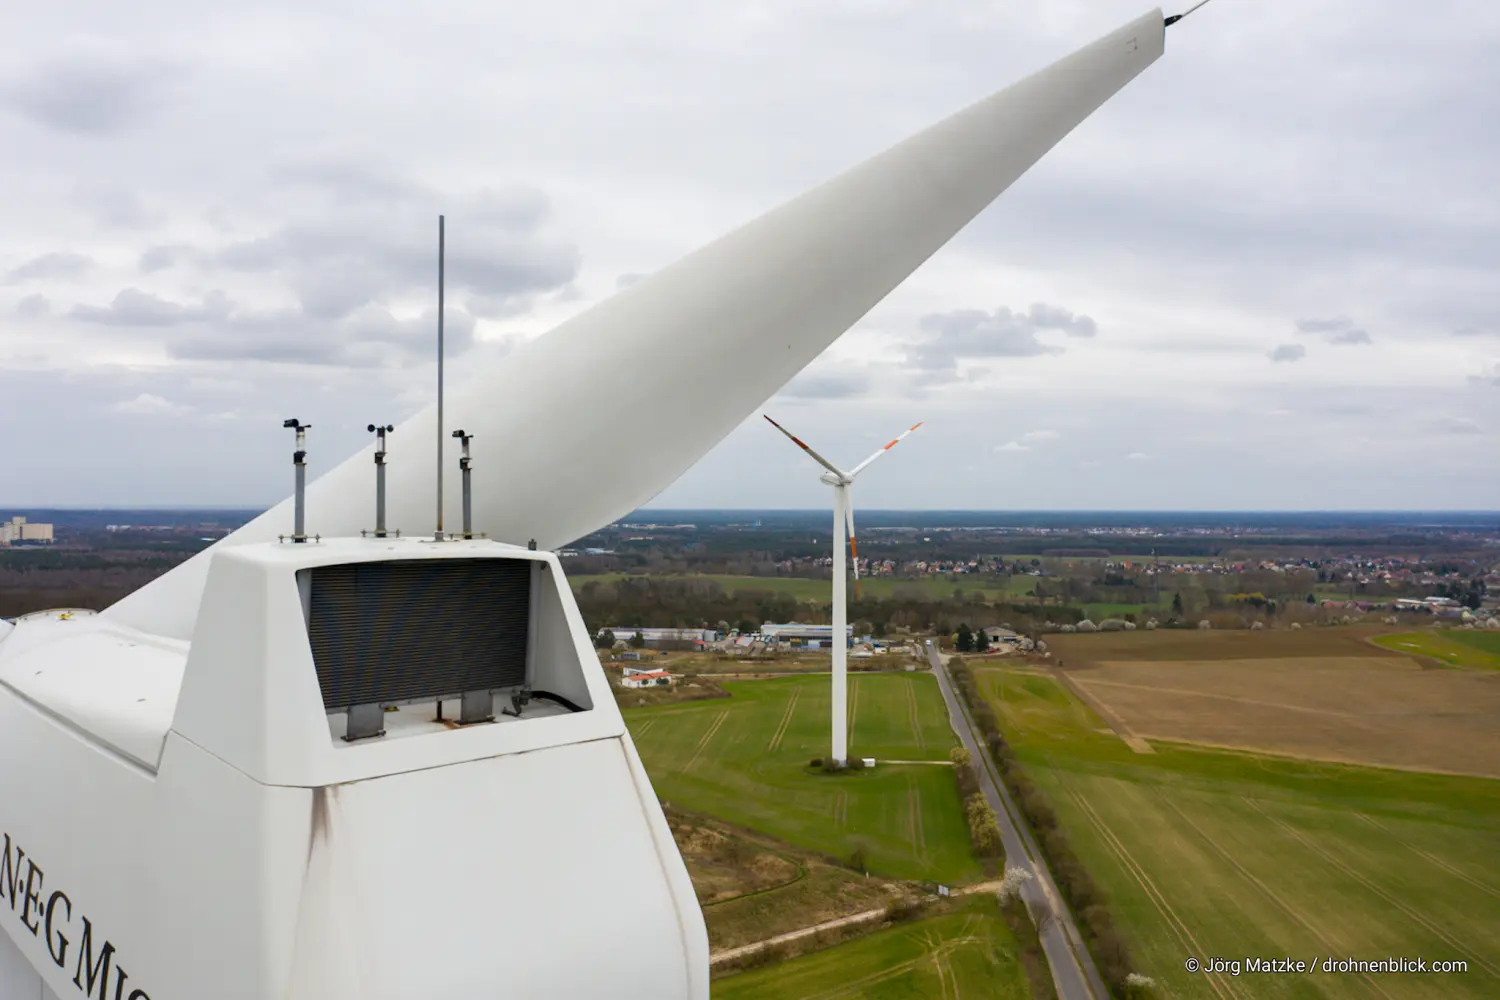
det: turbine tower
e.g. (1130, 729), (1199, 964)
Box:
(765, 416), (921, 763)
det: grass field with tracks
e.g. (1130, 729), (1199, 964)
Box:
(1373, 629), (1500, 669)
(713, 898), (1034, 1000)
(627, 673), (981, 883)
(979, 651), (1500, 999)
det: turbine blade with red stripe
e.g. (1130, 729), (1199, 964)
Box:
(848, 421), (923, 479)
(846, 491), (861, 599)
(763, 414), (845, 478)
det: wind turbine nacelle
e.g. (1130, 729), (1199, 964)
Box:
(819, 472), (845, 487)
(0, 539), (706, 999)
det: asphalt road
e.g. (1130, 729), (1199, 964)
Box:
(926, 643), (1109, 1000)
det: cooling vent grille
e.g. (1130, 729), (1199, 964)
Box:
(306, 558), (531, 710)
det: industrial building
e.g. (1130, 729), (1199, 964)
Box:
(596, 627), (716, 648)
(0, 516), (53, 545)
(760, 623), (854, 648)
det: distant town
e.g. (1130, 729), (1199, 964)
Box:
(1, 508), (1495, 628)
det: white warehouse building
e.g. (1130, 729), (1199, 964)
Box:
(760, 623), (854, 647)
(596, 627), (715, 646)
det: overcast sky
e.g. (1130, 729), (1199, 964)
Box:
(2, 0), (1497, 511)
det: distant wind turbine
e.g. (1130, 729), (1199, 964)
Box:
(764, 415), (922, 764)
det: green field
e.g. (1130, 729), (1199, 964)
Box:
(628, 674), (981, 882)
(1451, 629), (1500, 656)
(714, 899), (1034, 1000)
(1373, 630), (1500, 669)
(979, 665), (1500, 999)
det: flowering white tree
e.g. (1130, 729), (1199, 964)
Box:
(996, 865), (1034, 904)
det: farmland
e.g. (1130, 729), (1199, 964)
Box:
(1373, 629), (1500, 670)
(981, 627), (1500, 999)
(1048, 627), (1500, 777)
(627, 673), (982, 883)
(713, 898), (1035, 1000)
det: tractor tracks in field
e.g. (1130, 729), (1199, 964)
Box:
(685, 710), (729, 772)
(848, 676), (862, 746)
(768, 686), (802, 753)
(799, 921), (987, 1000)
(905, 677), (926, 750)
(1246, 799), (1500, 979)
(1353, 812), (1500, 902)
(831, 790), (848, 827)
(1153, 791), (1398, 1000)
(906, 776), (929, 863)
(1058, 783), (1241, 1000)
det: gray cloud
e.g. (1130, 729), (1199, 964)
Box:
(466, 293), (541, 320)
(71, 181), (161, 230)
(113, 393), (193, 417)
(209, 170), (580, 321)
(1455, 326), (1495, 337)
(2, 47), (178, 135)
(43, 163), (580, 369)
(165, 304), (478, 369)
(995, 430), (1061, 453)
(14, 294), (49, 318)
(1296, 318), (1355, 335)
(70, 282), (477, 368)
(1268, 344), (1306, 363)
(6, 252), (94, 283)
(777, 371), (870, 400)
(1297, 316), (1372, 346)
(1431, 416), (1482, 435)
(139, 244), (190, 273)
(72, 288), (232, 327)
(904, 304), (1098, 374)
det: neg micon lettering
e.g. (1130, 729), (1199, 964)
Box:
(2, 833), (152, 1000)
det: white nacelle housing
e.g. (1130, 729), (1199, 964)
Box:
(0, 539), (707, 999)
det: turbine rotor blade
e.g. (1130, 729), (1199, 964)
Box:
(764, 415), (845, 479)
(845, 492), (860, 599)
(849, 421), (924, 479)
(104, 10), (1172, 641)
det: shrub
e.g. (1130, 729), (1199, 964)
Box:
(883, 897), (922, 923)
(810, 757), (823, 768)
(954, 762), (980, 800)
(964, 794), (1004, 857)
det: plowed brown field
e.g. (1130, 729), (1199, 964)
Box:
(1048, 627), (1500, 778)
